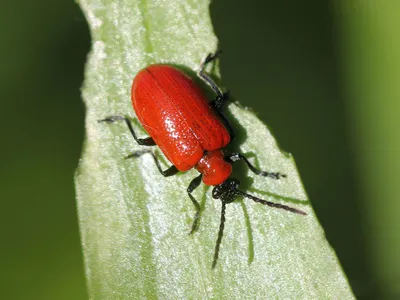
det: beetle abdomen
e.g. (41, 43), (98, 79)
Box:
(132, 65), (230, 171)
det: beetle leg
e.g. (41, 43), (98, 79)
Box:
(187, 174), (203, 234)
(198, 51), (229, 110)
(98, 115), (156, 146)
(125, 150), (179, 177)
(211, 91), (229, 110)
(198, 52), (235, 140)
(225, 153), (287, 179)
(217, 111), (235, 141)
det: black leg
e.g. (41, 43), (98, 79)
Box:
(211, 92), (230, 110)
(198, 51), (229, 110)
(225, 153), (287, 179)
(125, 150), (179, 177)
(217, 111), (235, 141)
(187, 174), (203, 234)
(199, 51), (235, 141)
(98, 115), (156, 146)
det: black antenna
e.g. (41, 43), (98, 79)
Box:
(212, 200), (227, 269)
(211, 178), (306, 268)
(237, 190), (307, 216)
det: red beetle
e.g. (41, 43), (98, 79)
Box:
(100, 52), (306, 268)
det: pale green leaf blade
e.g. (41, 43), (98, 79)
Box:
(75, 0), (354, 298)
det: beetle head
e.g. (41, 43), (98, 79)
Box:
(212, 178), (239, 204)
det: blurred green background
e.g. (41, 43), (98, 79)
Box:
(1, 0), (399, 299)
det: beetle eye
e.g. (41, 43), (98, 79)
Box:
(211, 186), (223, 199)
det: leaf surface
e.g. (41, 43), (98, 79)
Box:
(76, 0), (354, 298)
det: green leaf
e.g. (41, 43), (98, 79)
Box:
(75, 0), (354, 298)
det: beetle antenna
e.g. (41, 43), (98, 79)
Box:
(210, 178), (306, 268)
(236, 190), (307, 215)
(212, 200), (227, 269)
